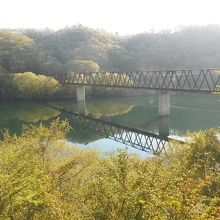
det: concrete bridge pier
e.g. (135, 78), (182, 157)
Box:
(159, 115), (170, 137)
(158, 90), (170, 116)
(76, 86), (86, 115)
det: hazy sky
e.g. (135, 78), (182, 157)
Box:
(1, 0), (220, 35)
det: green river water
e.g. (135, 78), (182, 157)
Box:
(0, 92), (219, 157)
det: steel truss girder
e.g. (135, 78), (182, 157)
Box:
(48, 69), (220, 93)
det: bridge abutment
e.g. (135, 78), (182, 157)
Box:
(76, 86), (85, 102)
(158, 90), (170, 116)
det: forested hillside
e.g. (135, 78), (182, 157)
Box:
(1, 24), (220, 75)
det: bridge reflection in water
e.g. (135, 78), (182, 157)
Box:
(49, 105), (172, 155)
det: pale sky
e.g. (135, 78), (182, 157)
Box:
(1, 0), (220, 35)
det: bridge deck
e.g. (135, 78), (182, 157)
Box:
(48, 69), (220, 93)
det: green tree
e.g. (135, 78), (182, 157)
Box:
(12, 72), (61, 99)
(66, 59), (100, 73)
(0, 119), (98, 219)
(0, 31), (34, 73)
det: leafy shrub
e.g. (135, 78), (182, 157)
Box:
(0, 72), (61, 99)
(66, 59), (100, 73)
(0, 121), (220, 219)
(12, 72), (61, 99)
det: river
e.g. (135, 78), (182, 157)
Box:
(0, 92), (219, 157)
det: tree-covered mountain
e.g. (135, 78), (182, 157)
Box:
(1, 24), (220, 74)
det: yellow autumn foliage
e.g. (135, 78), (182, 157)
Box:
(0, 120), (220, 219)
(12, 72), (61, 99)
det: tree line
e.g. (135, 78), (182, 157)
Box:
(1, 24), (220, 100)
(1, 24), (220, 75)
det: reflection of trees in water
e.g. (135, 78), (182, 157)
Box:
(48, 96), (157, 119)
(59, 113), (126, 144)
(171, 109), (220, 135)
(14, 103), (60, 122)
(87, 103), (135, 118)
(0, 102), (60, 135)
(35, 94), (220, 137)
(59, 114), (106, 144)
(93, 94), (220, 135)
(87, 96), (156, 118)
(60, 112), (168, 154)
(173, 93), (220, 111)
(2, 93), (218, 144)
(49, 100), (135, 118)
(170, 94), (220, 134)
(104, 105), (159, 131)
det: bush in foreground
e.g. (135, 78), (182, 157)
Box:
(0, 120), (220, 219)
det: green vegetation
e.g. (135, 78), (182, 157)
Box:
(67, 60), (100, 73)
(1, 24), (220, 100)
(0, 72), (133, 100)
(0, 31), (34, 73)
(0, 72), (61, 99)
(0, 119), (220, 219)
(2, 25), (220, 75)
(12, 72), (61, 99)
(1, 24), (220, 219)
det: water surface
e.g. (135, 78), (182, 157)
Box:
(0, 92), (219, 157)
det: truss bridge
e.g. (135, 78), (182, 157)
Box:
(48, 69), (220, 93)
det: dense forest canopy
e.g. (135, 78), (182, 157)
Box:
(1, 24), (220, 74)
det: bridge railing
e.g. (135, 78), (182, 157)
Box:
(48, 69), (220, 92)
